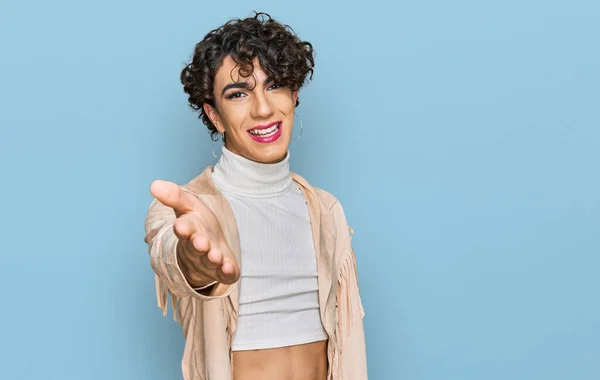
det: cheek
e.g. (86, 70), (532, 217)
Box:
(277, 96), (296, 114)
(220, 105), (247, 132)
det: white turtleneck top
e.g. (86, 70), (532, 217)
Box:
(211, 146), (328, 351)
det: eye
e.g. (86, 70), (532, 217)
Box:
(267, 83), (285, 91)
(225, 91), (246, 99)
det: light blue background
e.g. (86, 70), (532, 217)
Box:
(1, 0), (598, 379)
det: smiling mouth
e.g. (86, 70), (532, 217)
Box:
(248, 122), (281, 138)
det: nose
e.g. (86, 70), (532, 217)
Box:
(251, 91), (274, 119)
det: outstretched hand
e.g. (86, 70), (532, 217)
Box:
(150, 180), (240, 287)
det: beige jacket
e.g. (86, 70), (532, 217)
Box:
(144, 166), (368, 380)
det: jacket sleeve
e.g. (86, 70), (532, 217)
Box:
(144, 192), (235, 318)
(330, 201), (369, 379)
(332, 201), (365, 332)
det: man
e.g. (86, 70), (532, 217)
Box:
(144, 12), (367, 380)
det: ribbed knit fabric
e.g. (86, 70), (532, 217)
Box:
(211, 146), (328, 351)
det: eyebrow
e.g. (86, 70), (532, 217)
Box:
(221, 77), (274, 96)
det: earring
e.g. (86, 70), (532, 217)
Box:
(212, 133), (223, 159)
(292, 119), (303, 141)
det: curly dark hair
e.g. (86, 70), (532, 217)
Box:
(180, 12), (315, 142)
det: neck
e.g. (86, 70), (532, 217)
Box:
(211, 146), (293, 198)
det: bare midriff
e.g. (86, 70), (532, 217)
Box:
(233, 340), (328, 380)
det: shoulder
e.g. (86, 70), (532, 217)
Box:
(182, 166), (217, 196)
(290, 172), (350, 231)
(290, 171), (340, 210)
(314, 187), (340, 211)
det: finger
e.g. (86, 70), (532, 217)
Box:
(173, 217), (196, 240)
(178, 233), (211, 262)
(218, 260), (239, 284)
(150, 180), (198, 217)
(173, 213), (204, 240)
(201, 247), (223, 270)
(190, 234), (211, 255)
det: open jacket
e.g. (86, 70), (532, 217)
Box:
(144, 166), (368, 380)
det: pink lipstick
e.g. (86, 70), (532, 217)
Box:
(247, 121), (282, 143)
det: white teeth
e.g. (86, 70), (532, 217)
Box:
(249, 123), (280, 137)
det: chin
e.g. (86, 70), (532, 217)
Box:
(254, 141), (289, 162)
(254, 148), (287, 164)
(259, 152), (287, 164)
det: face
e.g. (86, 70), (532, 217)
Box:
(203, 56), (299, 164)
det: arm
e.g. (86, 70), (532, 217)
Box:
(144, 182), (239, 309)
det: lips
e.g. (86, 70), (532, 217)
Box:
(247, 121), (282, 143)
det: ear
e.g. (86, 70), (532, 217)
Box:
(203, 103), (224, 133)
(292, 90), (299, 106)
